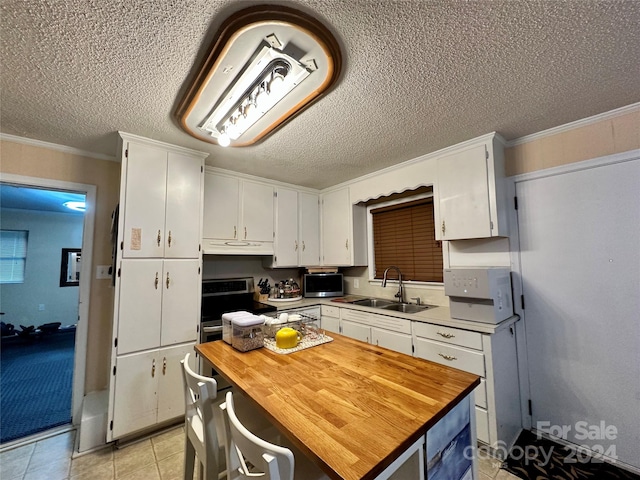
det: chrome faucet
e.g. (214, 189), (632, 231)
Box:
(382, 266), (403, 303)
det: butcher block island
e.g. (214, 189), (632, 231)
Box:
(196, 333), (481, 480)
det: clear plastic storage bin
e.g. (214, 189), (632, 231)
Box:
(222, 311), (265, 352)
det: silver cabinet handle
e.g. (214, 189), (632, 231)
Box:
(157, 229), (162, 247)
(295, 240), (298, 251)
(438, 353), (457, 361)
(441, 220), (446, 235)
(437, 332), (455, 339)
(166, 272), (170, 289)
(167, 230), (172, 247)
(244, 226), (247, 239)
(162, 357), (167, 375)
(234, 226), (237, 239)
(151, 359), (156, 377)
(154, 272), (159, 289)
(302, 241), (306, 251)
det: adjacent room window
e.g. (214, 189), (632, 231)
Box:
(0, 230), (28, 284)
(370, 197), (443, 282)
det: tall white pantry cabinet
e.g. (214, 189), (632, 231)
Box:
(107, 132), (207, 441)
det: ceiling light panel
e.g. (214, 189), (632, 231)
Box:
(176, 5), (342, 147)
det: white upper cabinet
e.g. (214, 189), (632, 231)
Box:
(299, 192), (320, 266)
(435, 135), (507, 240)
(203, 171), (274, 253)
(203, 174), (240, 241)
(272, 187), (299, 267)
(121, 140), (204, 258)
(241, 180), (275, 242)
(270, 189), (320, 268)
(321, 187), (351, 265)
(321, 187), (367, 266)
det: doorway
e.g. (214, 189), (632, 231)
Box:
(0, 175), (95, 444)
(514, 153), (640, 470)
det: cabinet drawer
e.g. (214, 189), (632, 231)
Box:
(369, 313), (411, 334)
(321, 305), (340, 318)
(414, 337), (485, 377)
(340, 308), (371, 324)
(413, 322), (483, 350)
(475, 406), (490, 444)
(475, 378), (487, 409)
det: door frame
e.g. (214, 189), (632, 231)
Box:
(0, 173), (96, 426)
(506, 148), (640, 431)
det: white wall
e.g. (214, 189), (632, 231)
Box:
(1, 207), (84, 328)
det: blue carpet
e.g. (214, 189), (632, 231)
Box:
(0, 330), (75, 443)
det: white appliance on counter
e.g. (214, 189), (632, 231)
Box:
(444, 267), (513, 323)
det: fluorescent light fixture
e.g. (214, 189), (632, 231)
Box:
(199, 44), (311, 145)
(64, 201), (86, 212)
(176, 5), (342, 147)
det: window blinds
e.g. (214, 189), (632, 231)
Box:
(0, 230), (28, 283)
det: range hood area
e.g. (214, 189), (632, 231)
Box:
(202, 239), (273, 256)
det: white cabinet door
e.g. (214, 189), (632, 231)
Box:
(436, 143), (492, 240)
(165, 152), (203, 258)
(122, 142), (168, 258)
(242, 181), (274, 242)
(341, 319), (370, 343)
(371, 327), (413, 356)
(117, 259), (163, 354)
(273, 187), (299, 267)
(203, 173), (240, 240)
(299, 192), (320, 266)
(156, 343), (194, 424)
(321, 187), (351, 266)
(320, 315), (340, 334)
(112, 349), (158, 438)
(160, 260), (200, 346)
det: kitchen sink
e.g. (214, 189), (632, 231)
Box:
(381, 303), (430, 314)
(349, 298), (396, 308)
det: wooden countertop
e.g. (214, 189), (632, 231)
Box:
(196, 334), (480, 480)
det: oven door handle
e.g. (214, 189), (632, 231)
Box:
(202, 325), (223, 334)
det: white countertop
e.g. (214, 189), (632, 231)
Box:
(262, 296), (519, 334)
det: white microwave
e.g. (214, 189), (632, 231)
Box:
(303, 273), (344, 298)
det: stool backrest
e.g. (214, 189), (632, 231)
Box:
(181, 352), (224, 478)
(220, 391), (295, 480)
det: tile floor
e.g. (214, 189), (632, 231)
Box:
(0, 425), (523, 480)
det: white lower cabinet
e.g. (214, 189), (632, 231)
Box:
(341, 319), (371, 343)
(371, 327), (413, 356)
(320, 305), (340, 333)
(339, 309), (413, 356)
(413, 321), (520, 451)
(111, 343), (195, 439)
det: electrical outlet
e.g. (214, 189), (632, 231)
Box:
(96, 265), (111, 279)
(353, 279), (360, 289)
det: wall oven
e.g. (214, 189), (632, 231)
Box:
(200, 277), (276, 390)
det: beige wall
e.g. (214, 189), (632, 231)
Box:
(505, 108), (640, 176)
(0, 139), (120, 393)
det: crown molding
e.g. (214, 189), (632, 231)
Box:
(0, 133), (118, 162)
(506, 102), (640, 147)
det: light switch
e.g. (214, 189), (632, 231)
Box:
(96, 265), (111, 279)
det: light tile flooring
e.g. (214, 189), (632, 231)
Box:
(1, 425), (523, 480)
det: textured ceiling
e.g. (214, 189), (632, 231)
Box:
(1, 0), (639, 189)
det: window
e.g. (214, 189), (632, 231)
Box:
(0, 230), (28, 283)
(370, 197), (443, 283)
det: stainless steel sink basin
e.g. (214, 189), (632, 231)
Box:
(350, 298), (396, 308)
(381, 303), (430, 314)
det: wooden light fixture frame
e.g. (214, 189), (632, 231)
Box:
(175, 5), (342, 147)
